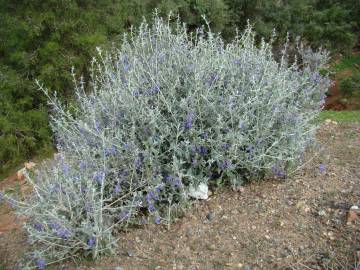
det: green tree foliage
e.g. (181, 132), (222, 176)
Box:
(0, 0), (127, 175)
(224, 0), (358, 52)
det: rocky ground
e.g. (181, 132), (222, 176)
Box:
(1, 121), (359, 270)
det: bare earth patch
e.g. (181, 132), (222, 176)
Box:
(1, 122), (359, 270)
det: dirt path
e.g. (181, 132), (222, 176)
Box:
(1, 122), (359, 270)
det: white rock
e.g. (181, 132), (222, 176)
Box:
(188, 182), (208, 200)
(24, 161), (36, 170)
(350, 205), (359, 210)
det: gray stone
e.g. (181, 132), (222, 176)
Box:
(186, 227), (193, 237)
(207, 212), (215, 221)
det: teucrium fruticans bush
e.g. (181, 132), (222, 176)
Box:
(3, 14), (331, 268)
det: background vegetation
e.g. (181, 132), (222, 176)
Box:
(0, 0), (359, 177)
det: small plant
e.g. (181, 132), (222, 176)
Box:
(2, 13), (331, 269)
(339, 75), (360, 96)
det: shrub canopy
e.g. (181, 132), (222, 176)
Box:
(2, 14), (331, 268)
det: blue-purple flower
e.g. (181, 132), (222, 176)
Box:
(105, 145), (117, 157)
(204, 72), (219, 87)
(79, 161), (87, 170)
(221, 143), (231, 151)
(154, 216), (161, 225)
(145, 85), (160, 96)
(146, 190), (157, 203)
(37, 258), (45, 270)
(219, 160), (232, 171)
(148, 204), (156, 213)
(198, 146), (208, 156)
(33, 223), (44, 232)
(234, 59), (241, 65)
(61, 163), (70, 175)
(114, 184), (121, 194)
(94, 121), (101, 133)
(183, 112), (194, 130)
(319, 164), (326, 173)
(155, 184), (163, 193)
(93, 171), (106, 184)
(84, 202), (92, 213)
(239, 121), (246, 130)
(119, 210), (130, 221)
(272, 166), (285, 178)
(49, 221), (60, 230)
(120, 74), (127, 84)
(56, 228), (71, 240)
(87, 237), (96, 248)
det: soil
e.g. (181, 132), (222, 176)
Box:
(325, 52), (360, 111)
(324, 70), (353, 110)
(1, 122), (360, 270)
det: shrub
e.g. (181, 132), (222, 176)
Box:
(339, 75), (360, 96)
(2, 14), (331, 268)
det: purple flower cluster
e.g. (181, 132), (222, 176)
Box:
(79, 161), (87, 170)
(61, 163), (70, 175)
(33, 222), (44, 232)
(219, 159), (232, 171)
(84, 202), (92, 213)
(87, 236), (96, 249)
(154, 216), (161, 225)
(165, 175), (181, 189)
(104, 145), (117, 157)
(191, 145), (208, 156)
(239, 121), (246, 130)
(37, 258), (45, 270)
(183, 112), (194, 130)
(119, 210), (130, 221)
(92, 171), (106, 184)
(122, 54), (130, 72)
(114, 183), (121, 194)
(94, 120), (101, 133)
(135, 153), (144, 173)
(145, 85), (160, 96)
(272, 166), (285, 178)
(204, 72), (219, 87)
(49, 222), (71, 239)
(221, 143), (231, 151)
(56, 228), (71, 240)
(146, 192), (157, 213)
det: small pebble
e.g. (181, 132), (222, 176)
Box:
(207, 212), (215, 221)
(318, 210), (326, 216)
(127, 250), (134, 257)
(115, 267), (124, 270)
(186, 227), (193, 237)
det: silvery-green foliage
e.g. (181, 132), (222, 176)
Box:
(4, 14), (330, 268)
